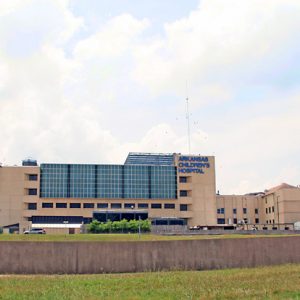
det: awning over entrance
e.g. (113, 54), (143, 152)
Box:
(93, 210), (148, 222)
(151, 218), (187, 225)
(32, 223), (82, 229)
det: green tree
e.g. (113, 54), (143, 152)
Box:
(141, 219), (151, 232)
(106, 220), (113, 233)
(87, 219), (151, 233)
(120, 219), (129, 233)
(128, 219), (138, 232)
(87, 220), (100, 233)
(98, 222), (107, 233)
(112, 220), (122, 232)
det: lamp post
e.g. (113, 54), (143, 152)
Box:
(131, 205), (141, 239)
(138, 215), (141, 239)
(63, 220), (69, 235)
(276, 196), (280, 229)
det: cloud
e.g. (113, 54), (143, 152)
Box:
(0, 0), (299, 195)
(0, 0), (31, 17)
(132, 0), (300, 100)
(210, 90), (300, 194)
(0, 0), (83, 59)
(73, 14), (149, 60)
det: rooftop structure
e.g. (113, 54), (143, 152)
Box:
(124, 152), (175, 166)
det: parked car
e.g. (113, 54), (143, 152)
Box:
(23, 228), (46, 234)
(189, 225), (201, 230)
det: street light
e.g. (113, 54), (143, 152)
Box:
(63, 220), (69, 235)
(138, 215), (141, 239)
(131, 205), (141, 239)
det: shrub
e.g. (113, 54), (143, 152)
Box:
(141, 220), (151, 232)
(128, 219), (138, 232)
(87, 219), (151, 233)
(87, 220), (100, 233)
(119, 219), (129, 232)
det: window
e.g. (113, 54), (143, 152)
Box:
(97, 203), (108, 209)
(233, 208), (237, 214)
(42, 202), (53, 208)
(138, 203), (149, 209)
(70, 203), (81, 208)
(243, 208), (247, 214)
(272, 206), (274, 213)
(266, 208), (268, 214)
(255, 208), (258, 214)
(28, 203), (37, 210)
(255, 218), (259, 224)
(179, 190), (188, 197)
(83, 203), (94, 209)
(28, 188), (37, 196)
(180, 204), (188, 211)
(124, 203), (135, 209)
(268, 207), (271, 213)
(217, 208), (225, 214)
(28, 174), (38, 181)
(151, 203), (162, 209)
(56, 203), (67, 208)
(217, 218), (225, 224)
(233, 218), (237, 224)
(179, 176), (187, 183)
(111, 203), (122, 209)
(164, 203), (175, 209)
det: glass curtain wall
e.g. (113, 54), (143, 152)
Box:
(40, 164), (177, 199)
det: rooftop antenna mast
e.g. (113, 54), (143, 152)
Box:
(186, 81), (191, 154)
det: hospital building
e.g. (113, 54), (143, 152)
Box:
(0, 152), (299, 233)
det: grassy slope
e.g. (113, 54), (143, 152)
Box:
(0, 264), (299, 299)
(0, 233), (298, 242)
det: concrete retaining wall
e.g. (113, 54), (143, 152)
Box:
(1, 236), (300, 274)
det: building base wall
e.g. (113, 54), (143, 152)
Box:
(1, 237), (300, 274)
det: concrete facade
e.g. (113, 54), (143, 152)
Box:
(176, 155), (216, 226)
(0, 237), (300, 274)
(217, 183), (300, 228)
(0, 166), (39, 231)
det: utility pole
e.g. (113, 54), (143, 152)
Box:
(186, 81), (191, 154)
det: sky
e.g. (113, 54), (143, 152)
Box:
(0, 0), (300, 194)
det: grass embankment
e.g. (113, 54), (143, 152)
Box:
(0, 233), (298, 242)
(0, 264), (299, 299)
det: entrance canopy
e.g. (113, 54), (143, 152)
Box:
(93, 210), (148, 222)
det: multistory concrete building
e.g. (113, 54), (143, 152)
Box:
(216, 183), (300, 229)
(0, 153), (299, 233)
(0, 153), (215, 232)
